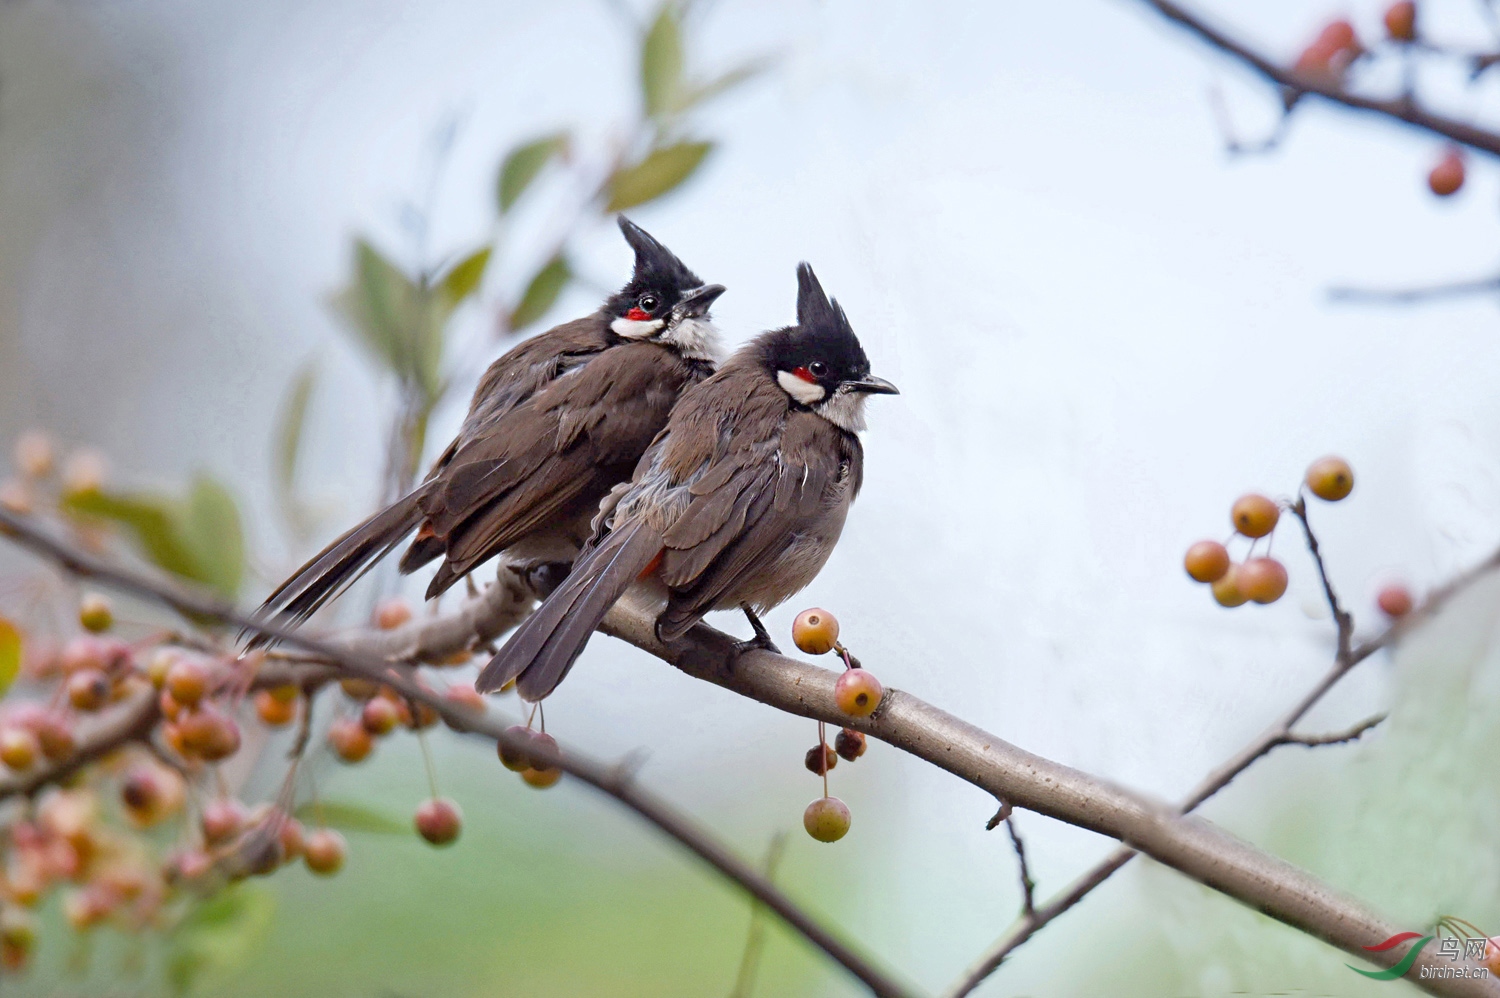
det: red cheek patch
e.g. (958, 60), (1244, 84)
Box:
(625, 307), (651, 321)
(791, 366), (817, 383)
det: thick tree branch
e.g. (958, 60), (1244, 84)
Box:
(2, 509), (1497, 996)
(1137, 0), (1500, 158)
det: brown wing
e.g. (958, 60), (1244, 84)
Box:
(414, 341), (703, 595)
(656, 409), (863, 639)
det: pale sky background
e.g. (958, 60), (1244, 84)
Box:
(4, 1), (1500, 994)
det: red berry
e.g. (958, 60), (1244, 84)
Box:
(1384, 1), (1416, 41)
(1211, 566), (1247, 608)
(444, 683), (485, 712)
(278, 817), (305, 862)
(1305, 456), (1354, 502)
(1378, 583), (1414, 618)
(1231, 494), (1279, 538)
(792, 608), (840, 655)
(1184, 540), (1231, 583)
(834, 669), (883, 718)
(303, 828), (347, 875)
(803, 796), (851, 842)
(804, 744), (837, 775)
(360, 697), (401, 736)
(1430, 149), (1465, 196)
(374, 597), (413, 630)
(254, 689), (296, 727)
(67, 669), (111, 711)
(165, 659), (209, 707)
(414, 798), (462, 846)
(201, 798), (248, 846)
(834, 728), (867, 761)
(328, 718), (373, 763)
(1238, 557), (1289, 604)
(60, 635), (108, 674)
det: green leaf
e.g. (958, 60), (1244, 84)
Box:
(274, 364), (316, 500)
(641, 4), (684, 118)
(605, 141), (713, 212)
(293, 800), (407, 836)
(61, 477), (245, 599)
(437, 245), (492, 308)
(497, 133), (569, 214)
(0, 618), (20, 698)
(181, 476), (245, 599)
(508, 255), (572, 332)
(168, 884), (275, 996)
(331, 239), (423, 380)
(679, 58), (769, 111)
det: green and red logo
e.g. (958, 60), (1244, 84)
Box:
(1348, 932), (1434, 980)
(1349, 919), (1497, 982)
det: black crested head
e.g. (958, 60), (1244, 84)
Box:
(604, 216), (708, 321)
(757, 263), (898, 421)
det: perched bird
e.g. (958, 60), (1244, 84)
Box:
(477, 262), (898, 701)
(252, 217), (725, 639)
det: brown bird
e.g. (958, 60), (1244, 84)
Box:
(252, 217), (725, 638)
(477, 262), (897, 701)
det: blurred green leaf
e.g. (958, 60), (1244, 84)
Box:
(605, 141), (713, 212)
(509, 255), (572, 332)
(62, 476), (245, 598)
(438, 245), (492, 308)
(168, 884), (276, 996)
(0, 618), (20, 698)
(642, 4), (684, 118)
(679, 58), (769, 111)
(294, 800), (407, 836)
(274, 364), (316, 500)
(497, 133), (569, 213)
(332, 239), (421, 381)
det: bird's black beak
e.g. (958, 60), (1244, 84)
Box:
(676, 283), (726, 318)
(846, 374), (899, 395)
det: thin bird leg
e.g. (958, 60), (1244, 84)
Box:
(733, 606), (782, 657)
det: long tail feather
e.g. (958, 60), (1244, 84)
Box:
(246, 488), (428, 647)
(476, 522), (660, 699)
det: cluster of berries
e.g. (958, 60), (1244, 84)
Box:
(791, 608), (882, 843)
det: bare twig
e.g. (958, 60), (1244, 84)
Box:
(728, 832), (789, 998)
(1004, 816), (1036, 918)
(1328, 274), (1500, 305)
(1137, 0), (1500, 158)
(943, 510), (1500, 998)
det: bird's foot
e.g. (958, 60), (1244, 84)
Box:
(523, 561), (572, 599)
(732, 607), (781, 657)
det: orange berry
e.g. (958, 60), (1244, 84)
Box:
(520, 767), (562, 789)
(178, 709), (241, 761)
(1231, 494), (1279, 538)
(1305, 456), (1354, 501)
(303, 828), (347, 875)
(0, 727), (39, 771)
(1429, 149), (1465, 196)
(35, 714), (75, 761)
(792, 608), (839, 655)
(145, 649), (176, 688)
(165, 659), (209, 707)
(834, 669), (883, 718)
(1211, 565), (1248, 608)
(14, 430), (53, 479)
(266, 683), (299, 704)
(1238, 557), (1288, 604)
(414, 798), (462, 846)
(254, 689), (296, 727)
(278, 817), (305, 862)
(1384, 0), (1416, 41)
(67, 669), (111, 711)
(803, 796), (851, 843)
(1184, 540), (1231, 583)
(78, 593), (113, 633)
(328, 718), (373, 763)
(374, 597), (413, 630)
(340, 678), (378, 700)
(1378, 583), (1414, 618)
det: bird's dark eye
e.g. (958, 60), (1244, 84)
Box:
(637, 294), (659, 312)
(808, 361), (828, 378)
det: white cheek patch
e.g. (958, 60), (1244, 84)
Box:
(611, 316), (666, 339)
(815, 389), (869, 433)
(663, 316), (723, 362)
(777, 370), (827, 406)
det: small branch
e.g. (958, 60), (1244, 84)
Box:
(1137, 0), (1500, 158)
(1328, 274), (1500, 305)
(1004, 816), (1036, 918)
(1290, 498), (1354, 664)
(985, 800), (1013, 831)
(1277, 713), (1386, 748)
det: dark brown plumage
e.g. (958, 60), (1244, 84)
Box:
(477, 263), (898, 701)
(251, 218), (723, 640)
